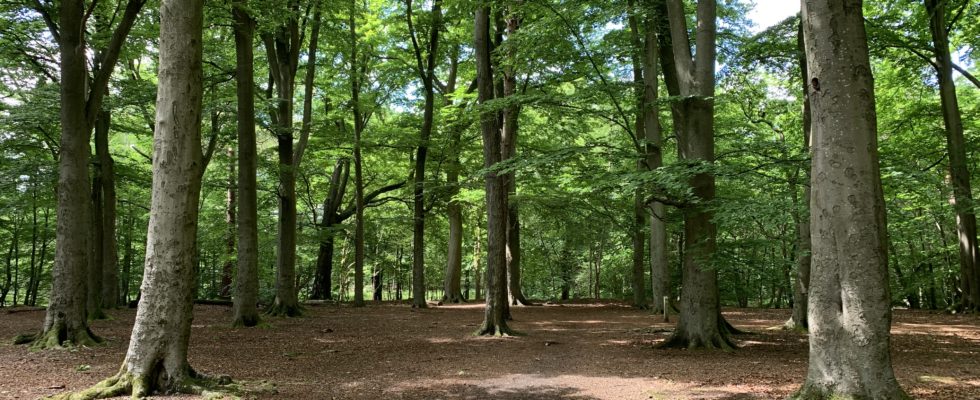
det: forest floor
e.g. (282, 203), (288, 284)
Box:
(0, 302), (978, 399)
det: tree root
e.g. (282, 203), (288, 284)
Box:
(232, 314), (260, 328)
(474, 322), (520, 337)
(20, 325), (104, 350)
(264, 302), (302, 317)
(46, 368), (243, 400)
(657, 331), (736, 351)
(789, 383), (911, 400)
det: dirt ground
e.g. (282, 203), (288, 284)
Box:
(0, 302), (978, 399)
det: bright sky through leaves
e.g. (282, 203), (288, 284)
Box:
(748, 0), (800, 33)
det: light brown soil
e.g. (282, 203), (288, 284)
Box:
(0, 302), (978, 399)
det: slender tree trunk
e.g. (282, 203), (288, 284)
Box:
(121, 211), (134, 305)
(444, 136), (464, 303)
(232, 0), (260, 327)
(96, 111), (120, 309)
(27, 182), (39, 308)
(627, 0), (650, 310)
(924, 0), (980, 311)
(473, 229), (482, 301)
(349, 2), (367, 308)
(220, 147), (235, 298)
(793, 0), (908, 397)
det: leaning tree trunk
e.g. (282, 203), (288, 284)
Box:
(50, 1), (236, 397)
(793, 0), (909, 398)
(475, 3), (513, 336)
(925, 0), (980, 311)
(231, 0), (260, 327)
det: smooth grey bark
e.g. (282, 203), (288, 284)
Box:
(475, 4), (513, 336)
(793, 0), (909, 398)
(32, 0), (145, 349)
(924, 0), (979, 311)
(232, 0), (260, 327)
(788, 21), (811, 331)
(50, 0), (229, 396)
(659, 0), (733, 350)
(406, 0), (443, 309)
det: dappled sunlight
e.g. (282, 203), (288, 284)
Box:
(390, 374), (786, 400)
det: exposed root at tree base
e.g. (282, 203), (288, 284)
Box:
(474, 323), (520, 337)
(657, 331), (737, 351)
(232, 314), (260, 328)
(511, 297), (538, 306)
(46, 368), (243, 400)
(631, 303), (650, 310)
(23, 325), (104, 350)
(721, 316), (748, 335)
(411, 301), (428, 309)
(789, 383), (911, 400)
(264, 303), (303, 317)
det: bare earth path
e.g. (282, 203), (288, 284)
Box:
(1, 302), (978, 399)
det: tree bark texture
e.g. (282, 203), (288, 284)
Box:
(925, 0), (980, 311)
(475, 4), (513, 336)
(232, 0), (260, 327)
(660, 0), (732, 350)
(789, 20), (812, 331)
(95, 111), (120, 309)
(794, 0), (909, 398)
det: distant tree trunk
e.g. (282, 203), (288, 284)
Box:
(443, 139), (464, 302)
(2, 217), (19, 307)
(313, 159), (349, 300)
(232, 0), (260, 327)
(627, 0), (649, 310)
(26, 182), (39, 308)
(924, 0), (979, 311)
(349, 3), (367, 308)
(660, 0), (733, 350)
(793, 0), (908, 398)
(787, 21), (812, 331)
(473, 230), (482, 301)
(121, 210), (134, 305)
(88, 114), (109, 319)
(220, 147), (235, 299)
(475, 4), (513, 336)
(95, 111), (120, 310)
(372, 268), (383, 302)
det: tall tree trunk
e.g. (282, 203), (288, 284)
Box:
(88, 116), (107, 319)
(232, 0), (260, 327)
(263, 0), (303, 317)
(473, 228), (482, 301)
(925, 0), (979, 311)
(52, 0), (230, 396)
(95, 110), (120, 309)
(788, 20), (812, 330)
(406, 0), (443, 309)
(475, 5), (512, 335)
(34, 0), (100, 348)
(659, 0), (732, 350)
(350, 3), (367, 308)
(793, 0), (908, 397)
(444, 133), (464, 303)
(27, 181), (39, 308)
(121, 211), (134, 305)
(627, 1), (648, 309)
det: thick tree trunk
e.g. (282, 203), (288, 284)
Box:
(475, 5), (512, 335)
(51, 1), (235, 397)
(660, 0), (732, 350)
(312, 160), (349, 301)
(34, 0), (100, 349)
(232, 0), (260, 327)
(443, 138), (464, 303)
(925, 0), (980, 311)
(793, 0), (908, 398)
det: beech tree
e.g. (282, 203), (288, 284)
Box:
(20, 0), (144, 349)
(49, 0), (237, 397)
(793, 0), (908, 397)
